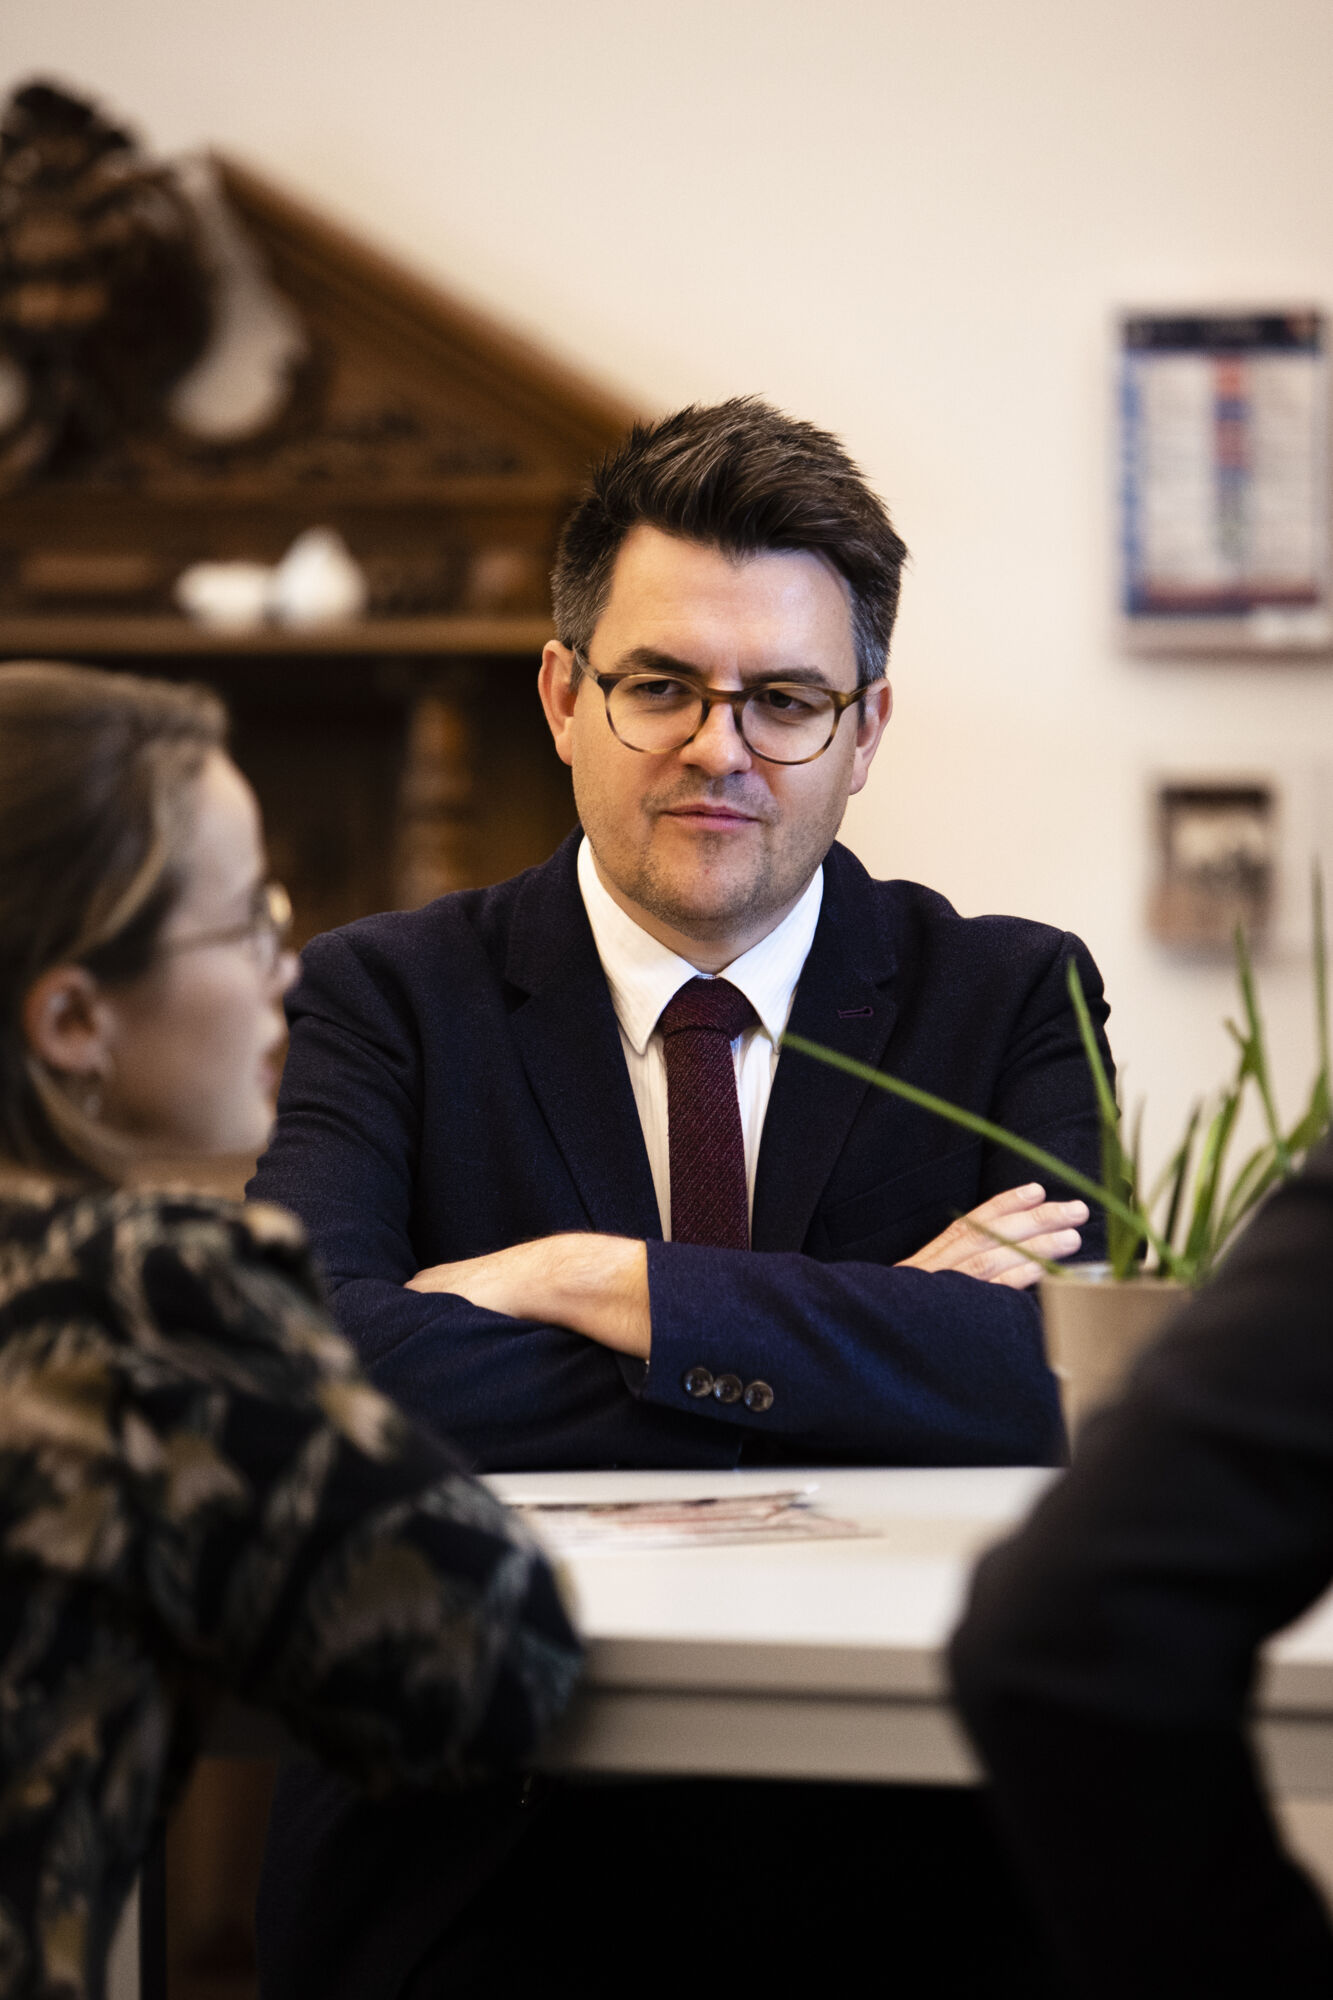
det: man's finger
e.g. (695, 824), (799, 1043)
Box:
(972, 1183), (1049, 1219)
(895, 1198), (1087, 1276)
(984, 1225), (1084, 1272)
(967, 1199), (1089, 1247)
(956, 1225), (1084, 1280)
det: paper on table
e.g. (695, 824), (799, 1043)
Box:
(512, 1488), (871, 1553)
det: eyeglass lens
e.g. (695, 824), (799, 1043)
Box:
(256, 882), (293, 965)
(606, 676), (838, 763)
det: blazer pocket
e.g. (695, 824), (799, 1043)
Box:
(817, 1140), (982, 1253)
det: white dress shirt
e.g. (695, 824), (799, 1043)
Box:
(576, 836), (824, 1239)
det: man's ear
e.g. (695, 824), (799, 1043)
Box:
(538, 643), (580, 769)
(848, 679), (893, 797)
(21, 965), (114, 1083)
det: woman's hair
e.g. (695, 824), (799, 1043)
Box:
(0, 660), (227, 1178)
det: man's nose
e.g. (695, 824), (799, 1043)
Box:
(678, 696), (753, 775)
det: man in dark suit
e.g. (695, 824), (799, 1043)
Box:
(951, 1141), (1333, 1999)
(253, 397), (1106, 1996)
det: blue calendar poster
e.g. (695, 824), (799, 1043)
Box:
(1120, 311), (1328, 649)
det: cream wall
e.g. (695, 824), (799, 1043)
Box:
(8, 0), (1333, 1170)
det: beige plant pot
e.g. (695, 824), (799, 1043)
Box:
(1039, 1265), (1191, 1446)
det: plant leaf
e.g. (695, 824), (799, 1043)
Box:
(1234, 923), (1292, 1177)
(1214, 1137), (1279, 1247)
(1066, 958), (1120, 1129)
(1316, 860), (1330, 1088)
(1109, 1100), (1147, 1279)
(781, 1032), (1182, 1275)
(1181, 1088), (1243, 1279)
(1151, 1102), (1200, 1256)
(1064, 960), (1144, 1277)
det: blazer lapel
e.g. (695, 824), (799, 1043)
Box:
(505, 837), (662, 1242)
(751, 845), (903, 1252)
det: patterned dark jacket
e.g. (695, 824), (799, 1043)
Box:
(0, 1182), (580, 2000)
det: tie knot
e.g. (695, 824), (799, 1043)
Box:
(658, 976), (757, 1043)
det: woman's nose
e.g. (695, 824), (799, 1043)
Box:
(272, 946), (299, 999)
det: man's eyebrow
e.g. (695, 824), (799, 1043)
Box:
(612, 646), (838, 687)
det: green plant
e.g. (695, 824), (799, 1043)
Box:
(785, 868), (1332, 1288)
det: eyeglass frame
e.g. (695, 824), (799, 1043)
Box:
(572, 648), (882, 767)
(156, 879), (293, 973)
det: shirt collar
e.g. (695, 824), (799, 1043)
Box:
(576, 835), (823, 1055)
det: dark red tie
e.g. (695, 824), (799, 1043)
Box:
(658, 977), (758, 1249)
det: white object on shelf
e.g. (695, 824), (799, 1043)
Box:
(268, 527), (368, 627)
(173, 561), (272, 631)
(174, 527), (369, 631)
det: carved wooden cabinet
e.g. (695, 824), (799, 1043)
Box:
(0, 134), (635, 938)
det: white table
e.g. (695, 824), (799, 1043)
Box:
(491, 1464), (1333, 1799)
(112, 1461), (1333, 2000)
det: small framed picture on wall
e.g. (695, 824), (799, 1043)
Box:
(1119, 311), (1329, 653)
(1149, 779), (1277, 951)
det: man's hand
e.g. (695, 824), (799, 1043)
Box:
(407, 1234), (651, 1358)
(897, 1184), (1088, 1290)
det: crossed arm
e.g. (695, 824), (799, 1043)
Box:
(253, 917), (1106, 1465)
(405, 1183), (1090, 1360)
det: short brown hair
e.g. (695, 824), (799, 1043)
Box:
(0, 661), (227, 1178)
(552, 397), (908, 687)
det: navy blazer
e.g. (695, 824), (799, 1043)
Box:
(252, 833), (1108, 1471)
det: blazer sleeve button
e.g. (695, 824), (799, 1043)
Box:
(683, 1366), (715, 1398)
(711, 1373), (743, 1404)
(743, 1379), (774, 1413)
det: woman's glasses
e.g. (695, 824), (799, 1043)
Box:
(158, 880), (293, 975)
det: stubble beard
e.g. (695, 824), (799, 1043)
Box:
(577, 771), (843, 948)
(627, 832), (780, 943)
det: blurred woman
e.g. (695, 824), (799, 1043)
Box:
(0, 660), (579, 2000)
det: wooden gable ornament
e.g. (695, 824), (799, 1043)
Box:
(0, 82), (643, 934)
(0, 80), (636, 656)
